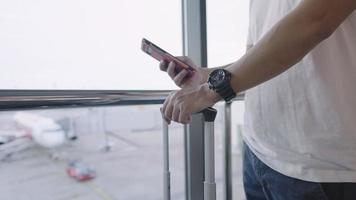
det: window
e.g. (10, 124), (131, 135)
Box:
(0, 0), (182, 90)
(207, 1), (249, 66)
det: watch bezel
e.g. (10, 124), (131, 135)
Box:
(208, 69), (230, 89)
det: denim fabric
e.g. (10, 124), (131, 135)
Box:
(242, 142), (328, 200)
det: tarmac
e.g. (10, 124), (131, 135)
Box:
(0, 118), (245, 200)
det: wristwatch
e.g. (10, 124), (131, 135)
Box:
(207, 69), (236, 102)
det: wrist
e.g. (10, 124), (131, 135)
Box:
(197, 68), (212, 84)
(199, 83), (221, 105)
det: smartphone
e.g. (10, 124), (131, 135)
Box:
(141, 38), (196, 73)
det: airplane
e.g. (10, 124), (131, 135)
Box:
(12, 112), (72, 148)
(1, 112), (95, 181)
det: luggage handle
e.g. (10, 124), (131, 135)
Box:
(162, 107), (217, 200)
(201, 107), (217, 200)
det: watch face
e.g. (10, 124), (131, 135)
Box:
(210, 69), (226, 87)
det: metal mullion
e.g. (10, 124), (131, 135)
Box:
(182, 0), (208, 199)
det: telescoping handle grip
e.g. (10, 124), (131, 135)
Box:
(199, 107), (217, 122)
(199, 107), (217, 200)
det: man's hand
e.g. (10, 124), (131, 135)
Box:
(159, 56), (209, 89)
(160, 83), (221, 124)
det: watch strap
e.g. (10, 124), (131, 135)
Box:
(216, 84), (236, 102)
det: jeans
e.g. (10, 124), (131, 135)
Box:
(242, 142), (356, 200)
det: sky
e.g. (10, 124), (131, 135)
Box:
(0, 0), (248, 90)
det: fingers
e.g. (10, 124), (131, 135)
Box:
(164, 103), (174, 123)
(173, 70), (189, 86)
(172, 105), (180, 122)
(161, 91), (192, 124)
(161, 56), (196, 73)
(162, 105), (190, 124)
(168, 61), (190, 86)
(161, 56), (197, 88)
(159, 60), (168, 71)
(167, 61), (176, 79)
(162, 94), (174, 124)
(179, 109), (191, 124)
(160, 107), (170, 124)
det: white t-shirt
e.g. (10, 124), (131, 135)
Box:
(243, 0), (356, 182)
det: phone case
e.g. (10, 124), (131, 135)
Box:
(141, 38), (195, 73)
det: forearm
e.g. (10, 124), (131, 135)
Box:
(201, 43), (252, 81)
(227, 0), (355, 94)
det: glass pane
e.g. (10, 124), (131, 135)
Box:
(207, 1), (249, 199)
(0, 105), (185, 200)
(0, 0), (181, 90)
(207, 0), (249, 66)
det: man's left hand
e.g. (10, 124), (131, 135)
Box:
(161, 83), (221, 124)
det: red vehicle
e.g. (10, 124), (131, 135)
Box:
(66, 161), (96, 182)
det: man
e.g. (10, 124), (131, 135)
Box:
(160, 0), (356, 199)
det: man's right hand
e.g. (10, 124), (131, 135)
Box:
(159, 56), (209, 89)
